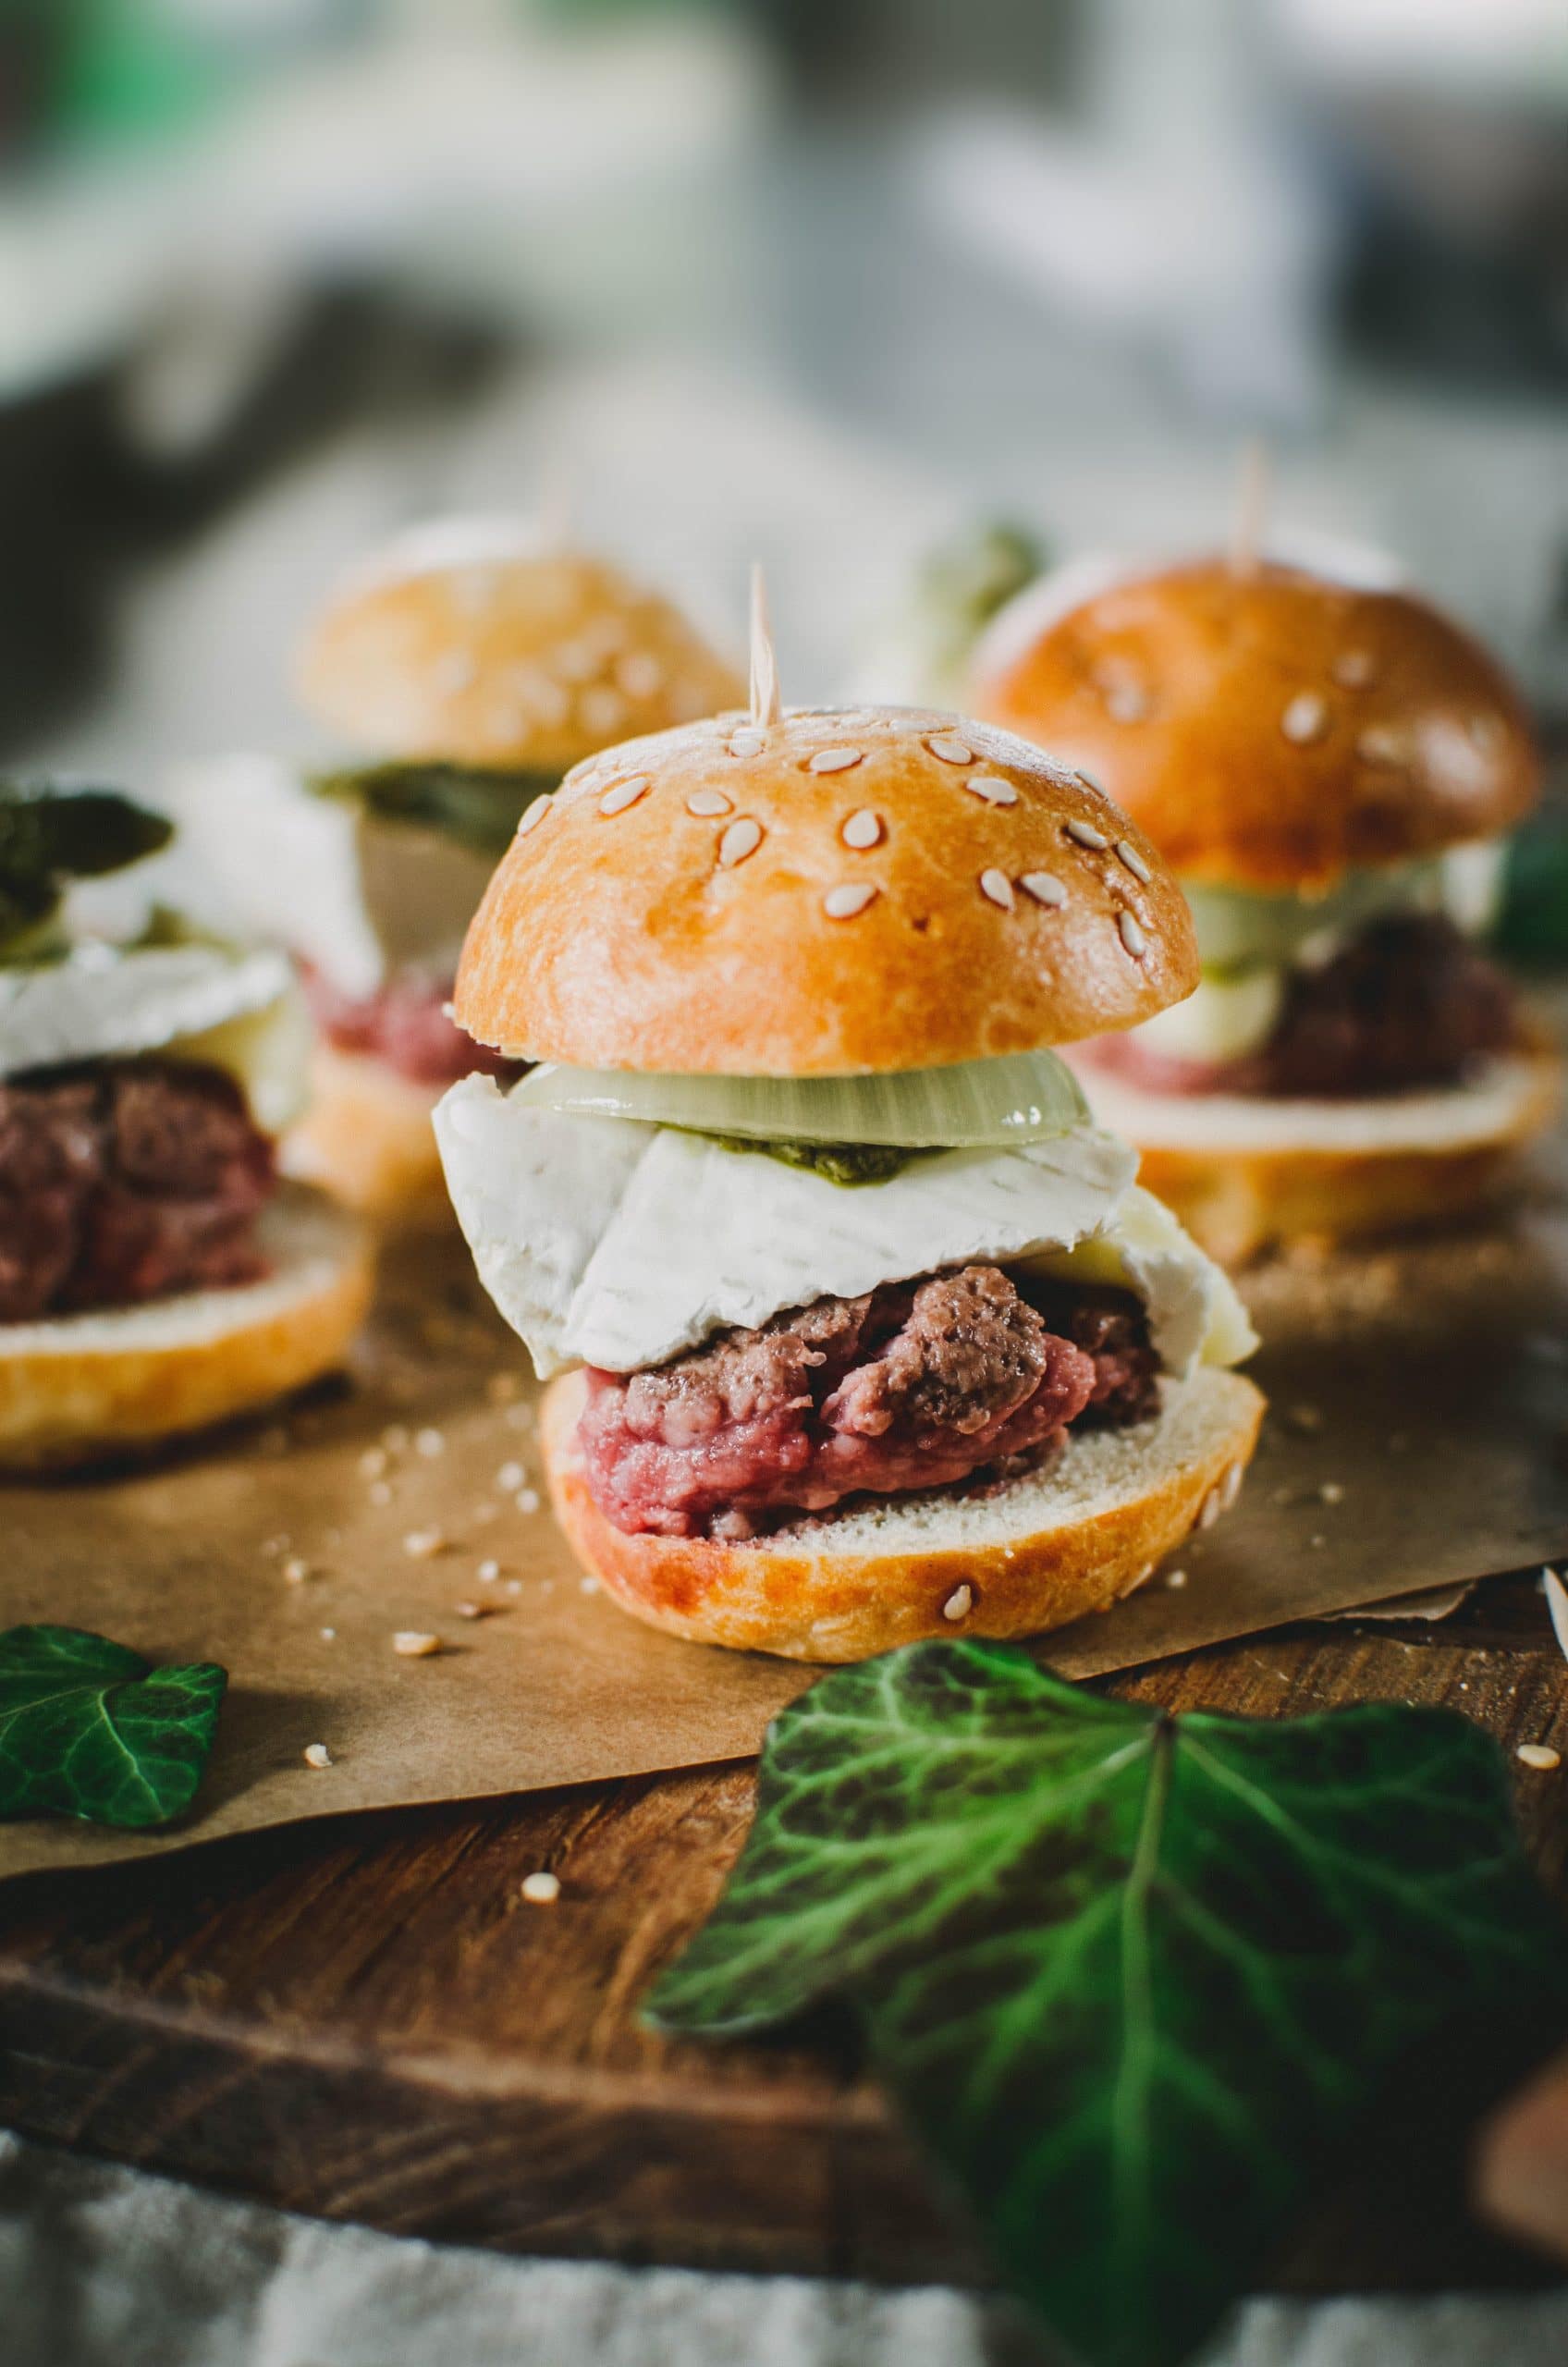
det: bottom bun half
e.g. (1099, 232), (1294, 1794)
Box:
(1081, 1051), (1560, 1267)
(0, 1185), (374, 1471)
(280, 1044), (450, 1222)
(543, 1364), (1265, 1662)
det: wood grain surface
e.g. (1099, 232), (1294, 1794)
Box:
(3, 1579), (1566, 2297)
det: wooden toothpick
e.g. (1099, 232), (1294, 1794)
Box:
(1229, 435), (1270, 577)
(749, 562), (782, 729)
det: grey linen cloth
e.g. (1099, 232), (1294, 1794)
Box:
(5, 2131), (1567, 2367)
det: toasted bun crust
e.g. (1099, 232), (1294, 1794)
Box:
(456, 706), (1198, 1074)
(297, 539), (744, 773)
(972, 559), (1540, 891)
(542, 1364), (1263, 1661)
(279, 1044), (451, 1220)
(1081, 1052), (1560, 1265)
(0, 1186), (373, 1471)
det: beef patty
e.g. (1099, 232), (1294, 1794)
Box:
(1090, 913), (1519, 1101)
(579, 1266), (1160, 1540)
(301, 964), (517, 1088)
(0, 1059), (275, 1323)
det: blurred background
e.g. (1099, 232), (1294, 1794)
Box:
(1, 0), (1565, 779)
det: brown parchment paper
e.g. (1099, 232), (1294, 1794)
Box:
(6, 1177), (1568, 1885)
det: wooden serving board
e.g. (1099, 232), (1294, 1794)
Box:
(3, 1579), (1566, 2298)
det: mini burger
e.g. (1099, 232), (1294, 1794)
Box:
(169, 519), (743, 1217)
(972, 555), (1555, 1263)
(0, 783), (371, 1468)
(434, 639), (1263, 1662)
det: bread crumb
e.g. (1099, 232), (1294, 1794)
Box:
(303, 1743), (333, 1769)
(1165, 1568), (1188, 1590)
(487, 1371), (521, 1404)
(514, 1488), (541, 1515)
(1517, 1743), (1561, 1771)
(414, 1427), (446, 1459)
(402, 1527), (447, 1560)
(1289, 1404), (1323, 1432)
(496, 1460), (525, 1492)
(367, 1480), (393, 1508)
(359, 1447), (388, 1478)
(393, 1630), (442, 1657)
(477, 1559), (501, 1583)
(281, 1557), (311, 1585)
(1318, 1481), (1344, 1505)
(521, 1870), (560, 1904)
(381, 1424), (410, 1452)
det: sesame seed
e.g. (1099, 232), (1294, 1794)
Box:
(303, 1743), (333, 1770)
(454, 1600), (491, 1621)
(402, 1527), (447, 1560)
(320, 1626), (337, 1641)
(599, 773), (651, 817)
(979, 868), (1014, 911)
(1021, 872), (1067, 907)
(1219, 1462), (1244, 1511)
(1332, 649), (1375, 688)
(808, 746), (863, 774)
(840, 808), (883, 850)
(521, 1870), (561, 1904)
(1517, 1743), (1562, 1772)
(1065, 818), (1109, 850)
(1118, 910), (1146, 957)
(926, 732), (974, 766)
(942, 1583), (974, 1622)
(478, 1559), (501, 1583)
(281, 1557), (311, 1585)
(1115, 840), (1152, 882)
(359, 1446), (388, 1478)
(1164, 1569), (1188, 1590)
(581, 1575), (602, 1595)
(414, 1427), (446, 1458)
(368, 1481), (392, 1508)
(515, 1488), (541, 1514)
(1357, 724), (1406, 765)
(728, 730), (765, 757)
(496, 1460), (525, 1491)
(718, 817), (764, 866)
(505, 1578), (523, 1596)
(824, 882), (877, 919)
(1318, 1480), (1344, 1504)
(1105, 682), (1149, 724)
(392, 1631), (442, 1657)
(1281, 692), (1329, 745)
(1075, 769), (1106, 797)
(685, 789), (732, 817)
(1198, 1489), (1221, 1529)
(516, 798), (550, 838)
(965, 774), (1018, 807)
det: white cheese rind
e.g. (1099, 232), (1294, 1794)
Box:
(165, 753), (496, 1000)
(0, 943), (296, 1079)
(435, 1082), (1247, 1382)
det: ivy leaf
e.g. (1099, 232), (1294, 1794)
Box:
(309, 761), (557, 860)
(0, 1626), (227, 1829)
(650, 1641), (1567, 2367)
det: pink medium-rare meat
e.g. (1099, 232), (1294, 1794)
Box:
(301, 964), (516, 1087)
(0, 1060), (275, 1323)
(578, 1265), (1159, 1540)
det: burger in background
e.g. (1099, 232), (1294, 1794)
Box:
(0, 782), (371, 1469)
(168, 517), (743, 1219)
(972, 552), (1556, 1263)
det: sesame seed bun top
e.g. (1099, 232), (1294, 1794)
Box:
(971, 558), (1540, 893)
(454, 705), (1198, 1076)
(296, 523), (745, 773)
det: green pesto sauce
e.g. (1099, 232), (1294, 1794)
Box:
(685, 1132), (937, 1187)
